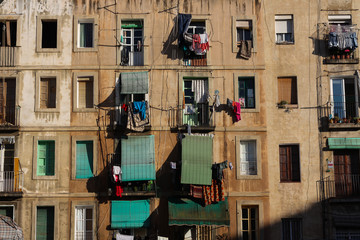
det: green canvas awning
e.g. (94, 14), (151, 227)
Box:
(181, 135), (213, 185)
(121, 135), (155, 181)
(120, 72), (148, 94)
(111, 200), (150, 228)
(328, 138), (360, 149)
(121, 20), (143, 29)
(168, 198), (230, 226)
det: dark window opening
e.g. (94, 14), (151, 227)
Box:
(0, 21), (17, 47)
(239, 77), (255, 109)
(280, 145), (300, 182)
(41, 20), (57, 49)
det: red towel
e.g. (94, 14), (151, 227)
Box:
(233, 102), (241, 122)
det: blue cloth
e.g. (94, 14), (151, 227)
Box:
(177, 14), (192, 46)
(133, 101), (146, 120)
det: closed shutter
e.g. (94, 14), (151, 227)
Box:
(78, 77), (94, 108)
(279, 146), (289, 181)
(37, 141), (55, 176)
(278, 77), (297, 104)
(40, 78), (56, 108)
(76, 141), (93, 179)
(36, 206), (54, 240)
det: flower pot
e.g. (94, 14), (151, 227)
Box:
(337, 55), (341, 59)
(346, 55), (350, 59)
(342, 55), (346, 59)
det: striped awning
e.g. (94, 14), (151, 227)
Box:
(181, 135), (213, 186)
(121, 135), (155, 181)
(111, 200), (150, 228)
(328, 138), (360, 149)
(120, 72), (148, 94)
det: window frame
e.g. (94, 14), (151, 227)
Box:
(277, 76), (298, 107)
(233, 73), (260, 113)
(32, 201), (59, 240)
(35, 72), (60, 113)
(0, 15), (20, 47)
(36, 16), (61, 53)
(71, 136), (97, 180)
(232, 16), (257, 53)
(72, 72), (98, 112)
(32, 136), (59, 180)
(279, 144), (301, 183)
(237, 200), (264, 240)
(117, 15), (149, 66)
(73, 16), (98, 52)
(71, 201), (96, 240)
(275, 15), (294, 44)
(0, 204), (15, 219)
(282, 218), (303, 240)
(235, 135), (262, 180)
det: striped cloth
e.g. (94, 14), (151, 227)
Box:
(0, 215), (24, 239)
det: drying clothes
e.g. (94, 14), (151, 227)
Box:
(203, 179), (225, 206)
(212, 160), (228, 181)
(191, 80), (208, 103)
(116, 184), (123, 197)
(116, 233), (134, 240)
(190, 185), (203, 198)
(229, 162), (233, 170)
(190, 33), (209, 55)
(233, 102), (241, 122)
(239, 40), (252, 59)
(133, 101), (146, 120)
(328, 27), (358, 50)
(184, 104), (196, 115)
(199, 33), (209, 51)
(113, 166), (122, 182)
(126, 102), (149, 132)
(121, 103), (128, 112)
(177, 14), (192, 46)
(170, 162), (176, 169)
(121, 48), (129, 65)
(227, 98), (234, 110)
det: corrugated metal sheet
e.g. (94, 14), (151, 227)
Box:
(120, 71), (148, 94)
(328, 138), (360, 149)
(168, 198), (230, 226)
(121, 135), (155, 181)
(181, 135), (212, 185)
(111, 200), (150, 228)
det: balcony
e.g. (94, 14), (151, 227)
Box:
(0, 171), (24, 197)
(323, 50), (359, 64)
(0, 106), (20, 129)
(317, 175), (360, 201)
(121, 50), (144, 66)
(183, 55), (207, 66)
(169, 103), (215, 131)
(0, 47), (17, 67)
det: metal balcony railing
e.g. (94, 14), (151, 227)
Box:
(317, 174), (360, 201)
(0, 106), (20, 127)
(169, 103), (214, 128)
(121, 50), (144, 66)
(320, 97), (359, 120)
(0, 171), (24, 193)
(0, 47), (17, 67)
(183, 55), (207, 66)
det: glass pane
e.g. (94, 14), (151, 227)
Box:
(134, 30), (142, 37)
(242, 220), (248, 230)
(251, 219), (256, 230)
(133, 94), (145, 101)
(242, 208), (248, 218)
(184, 81), (192, 88)
(250, 208), (256, 218)
(243, 232), (249, 240)
(251, 231), (257, 240)
(184, 89), (194, 97)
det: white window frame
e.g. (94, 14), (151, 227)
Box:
(239, 140), (257, 175)
(236, 135), (262, 180)
(0, 204), (14, 219)
(328, 14), (352, 25)
(73, 16), (98, 52)
(120, 21), (144, 66)
(237, 200), (264, 240)
(75, 206), (94, 240)
(71, 201), (96, 240)
(275, 15), (294, 44)
(72, 72), (98, 112)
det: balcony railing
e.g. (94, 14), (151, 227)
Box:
(169, 103), (215, 129)
(183, 55), (207, 66)
(0, 171), (24, 193)
(0, 47), (17, 67)
(317, 174), (360, 201)
(0, 106), (20, 127)
(323, 50), (359, 64)
(121, 50), (144, 66)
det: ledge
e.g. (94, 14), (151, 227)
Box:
(329, 122), (360, 129)
(323, 58), (359, 64)
(0, 192), (23, 198)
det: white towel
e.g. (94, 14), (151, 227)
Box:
(199, 33), (208, 43)
(116, 233), (134, 240)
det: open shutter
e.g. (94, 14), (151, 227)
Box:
(36, 207), (54, 240)
(76, 141), (93, 179)
(279, 146), (289, 181)
(37, 142), (47, 176)
(40, 78), (49, 108)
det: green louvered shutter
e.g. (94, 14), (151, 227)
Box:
(37, 141), (55, 176)
(76, 141), (94, 179)
(36, 206), (54, 240)
(111, 200), (150, 228)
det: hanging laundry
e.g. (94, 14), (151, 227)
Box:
(203, 179), (225, 206)
(116, 184), (123, 197)
(233, 101), (241, 122)
(112, 166), (122, 182)
(127, 102), (149, 132)
(116, 233), (134, 240)
(133, 101), (147, 120)
(190, 185), (203, 198)
(177, 14), (192, 46)
(212, 160), (228, 181)
(239, 40), (252, 59)
(227, 98), (234, 110)
(121, 103), (128, 112)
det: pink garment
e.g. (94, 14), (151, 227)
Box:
(233, 102), (241, 122)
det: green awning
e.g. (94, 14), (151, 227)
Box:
(121, 20), (143, 29)
(121, 135), (155, 181)
(181, 135), (212, 185)
(168, 198), (230, 226)
(120, 72), (148, 94)
(328, 138), (360, 149)
(111, 200), (150, 228)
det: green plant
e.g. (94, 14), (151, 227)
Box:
(277, 100), (288, 108)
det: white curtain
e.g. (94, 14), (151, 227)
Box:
(191, 80), (208, 103)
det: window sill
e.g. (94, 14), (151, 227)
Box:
(241, 108), (260, 113)
(73, 47), (98, 53)
(276, 42), (294, 45)
(236, 175), (262, 180)
(36, 48), (61, 53)
(277, 104), (298, 109)
(32, 175), (58, 180)
(280, 181), (301, 183)
(73, 108), (97, 113)
(35, 108), (60, 113)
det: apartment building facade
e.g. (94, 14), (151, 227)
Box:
(0, 0), (343, 239)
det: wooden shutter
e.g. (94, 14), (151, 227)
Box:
(36, 207), (54, 240)
(76, 141), (93, 179)
(279, 146), (289, 181)
(78, 77), (94, 108)
(278, 77), (297, 104)
(40, 78), (56, 108)
(37, 142), (47, 176)
(0, 80), (5, 122)
(37, 141), (55, 176)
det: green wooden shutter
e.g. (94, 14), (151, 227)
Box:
(76, 141), (93, 179)
(36, 206), (54, 240)
(37, 141), (55, 176)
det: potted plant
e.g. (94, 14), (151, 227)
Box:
(353, 117), (360, 124)
(277, 100), (288, 108)
(334, 116), (339, 123)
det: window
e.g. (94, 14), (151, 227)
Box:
(75, 206), (93, 240)
(74, 16), (98, 52)
(336, 228), (360, 240)
(328, 14), (352, 25)
(282, 218), (302, 240)
(241, 206), (259, 240)
(278, 77), (297, 105)
(37, 140), (55, 176)
(40, 77), (56, 109)
(0, 77), (16, 124)
(239, 77), (255, 109)
(275, 15), (294, 44)
(0, 205), (14, 219)
(36, 17), (60, 52)
(73, 72), (98, 112)
(237, 20), (253, 44)
(331, 78), (358, 119)
(0, 20), (17, 47)
(36, 206), (55, 240)
(183, 21), (208, 66)
(0, 143), (15, 192)
(279, 145), (300, 182)
(75, 141), (93, 179)
(187, 21), (206, 34)
(121, 20), (144, 66)
(239, 140), (257, 175)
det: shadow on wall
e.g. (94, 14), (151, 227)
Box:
(161, 16), (182, 60)
(310, 37), (328, 57)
